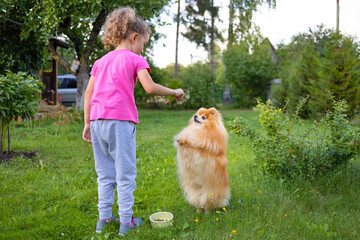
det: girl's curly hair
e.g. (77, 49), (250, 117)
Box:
(102, 7), (151, 50)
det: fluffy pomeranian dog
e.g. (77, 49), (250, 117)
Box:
(175, 107), (230, 212)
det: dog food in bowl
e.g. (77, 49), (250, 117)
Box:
(149, 212), (173, 228)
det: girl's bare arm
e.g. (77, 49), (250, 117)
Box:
(138, 69), (184, 101)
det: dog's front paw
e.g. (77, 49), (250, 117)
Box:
(177, 138), (186, 145)
(196, 208), (205, 213)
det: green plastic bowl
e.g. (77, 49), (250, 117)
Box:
(149, 212), (173, 228)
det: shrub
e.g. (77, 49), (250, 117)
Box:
(226, 95), (360, 180)
(178, 62), (217, 109)
(35, 101), (82, 126)
(0, 71), (43, 154)
(223, 39), (276, 108)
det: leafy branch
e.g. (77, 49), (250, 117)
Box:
(0, 72), (43, 154)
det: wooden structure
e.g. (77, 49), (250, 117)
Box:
(41, 38), (69, 105)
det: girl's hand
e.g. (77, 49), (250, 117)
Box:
(174, 88), (184, 102)
(82, 124), (92, 143)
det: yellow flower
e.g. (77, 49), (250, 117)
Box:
(232, 230), (237, 234)
(223, 207), (226, 212)
(216, 211), (220, 213)
(194, 219), (199, 222)
(284, 214), (287, 217)
(209, 194), (212, 197)
(216, 217), (219, 222)
(258, 190), (262, 194)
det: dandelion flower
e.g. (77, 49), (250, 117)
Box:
(216, 211), (220, 213)
(216, 218), (219, 222)
(258, 190), (262, 194)
(195, 219), (199, 223)
(209, 194), (212, 197)
(284, 214), (287, 217)
(232, 230), (237, 234)
(223, 207), (227, 212)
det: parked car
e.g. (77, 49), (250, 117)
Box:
(57, 74), (77, 106)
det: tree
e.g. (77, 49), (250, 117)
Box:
(336, 0), (339, 34)
(173, 0), (181, 79)
(0, 0), (46, 76)
(273, 26), (360, 118)
(0, 72), (43, 155)
(13, 0), (171, 109)
(228, 0), (276, 45)
(228, 0), (235, 47)
(181, 0), (222, 76)
(223, 0), (276, 105)
(223, 37), (276, 107)
(320, 33), (360, 116)
(273, 34), (321, 116)
(178, 62), (215, 109)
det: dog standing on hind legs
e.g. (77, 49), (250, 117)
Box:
(175, 107), (230, 213)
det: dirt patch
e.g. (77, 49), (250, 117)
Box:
(0, 151), (37, 164)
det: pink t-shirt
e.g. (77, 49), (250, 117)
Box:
(90, 49), (150, 124)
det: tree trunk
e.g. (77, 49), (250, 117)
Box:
(47, 8), (107, 109)
(173, 0), (181, 79)
(75, 8), (107, 109)
(76, 62), (90, 109)
(225, 0), (234, 105)
(336, 0), (339, 34)
(0, 120), (3, 155)
(210, 0), (215, 82)
(228, 0), (234, 47)
(7, 123), (10, 152)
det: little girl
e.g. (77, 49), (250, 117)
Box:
(82, 7), (184, 236)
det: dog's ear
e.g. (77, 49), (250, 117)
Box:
(209, 107), (216, 114)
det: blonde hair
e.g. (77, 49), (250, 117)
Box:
(102, 7), (151, 50)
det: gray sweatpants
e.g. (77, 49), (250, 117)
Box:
(90, 120), (136, 224)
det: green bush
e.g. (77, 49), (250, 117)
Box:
(178, 62), (217, 109)
(0, 71), (43, 153)
(226, 95), (360, 179)
(273, 26), (360, 118)
(223, 39), (276, 107)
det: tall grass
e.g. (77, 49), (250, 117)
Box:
(0, 109), (359, 239)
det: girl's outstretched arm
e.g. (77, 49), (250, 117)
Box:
(138, 69), (184, 101)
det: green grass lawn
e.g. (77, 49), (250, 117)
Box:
(0, 109), (359, 239)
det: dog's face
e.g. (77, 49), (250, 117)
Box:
(190, 107), (221, 127)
